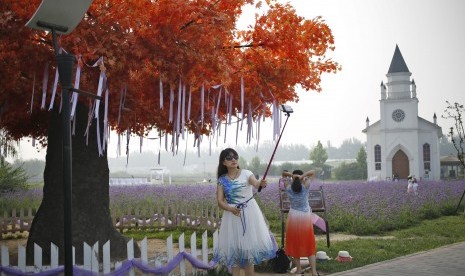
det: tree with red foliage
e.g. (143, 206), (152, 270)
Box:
(0, 0), (339, 263)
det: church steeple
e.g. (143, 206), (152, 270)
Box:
(385, 45), (412, 99)
(388, 44), (410, 74)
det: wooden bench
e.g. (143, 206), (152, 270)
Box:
(279, 185), (330, 247)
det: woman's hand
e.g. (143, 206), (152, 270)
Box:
(229, 206), (241, 217)
(259, 178), (267, 189)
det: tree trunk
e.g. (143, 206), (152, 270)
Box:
(26, 101), (139, 264)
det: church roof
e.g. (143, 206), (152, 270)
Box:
(362, 116), (442, 136)
(388, 45), (410, 73)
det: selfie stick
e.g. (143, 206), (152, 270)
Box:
(258, 104), (293, 192)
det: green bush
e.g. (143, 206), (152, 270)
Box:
(333, 162), (365, 180)
(0, 161), (28, 192)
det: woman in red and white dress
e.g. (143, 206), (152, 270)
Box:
(282, 169), (318, 276)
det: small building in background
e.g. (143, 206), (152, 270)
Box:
(440, 155), (463, 180)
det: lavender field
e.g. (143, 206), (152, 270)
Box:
(2, 179), (464, 235)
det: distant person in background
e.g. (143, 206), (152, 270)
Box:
(213, 148), (275, 276)
(407, 175), (414, 194)
(282, 169), (319, 276)
(412, 177), (419, 195)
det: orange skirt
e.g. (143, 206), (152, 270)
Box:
(285, 208), (316, 258)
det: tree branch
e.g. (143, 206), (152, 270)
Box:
(222, 43), (265, 49)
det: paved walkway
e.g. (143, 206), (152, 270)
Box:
(329, 241), (465, 276)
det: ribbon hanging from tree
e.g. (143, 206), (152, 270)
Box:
(223, 90), (229, 143)
(71, 55), (82, 135)
(70, 55), (82, 119)
(41, 62), (49, 109)
(47, 65), (59, 111)
(247, 102), (252, 144)
(273, 101), (280, 140)
(240, 77), (244, 130)
(84, 99), (95, 146)
(169, 86), (174, 123)
(187, 86), (192, 121)
(158, 131), (162, 165)
(30, 72), (35, 114)
(181, 84), (186, 139)
(102, 88), (109, 153)
(117, 86), (126, 126)
(95, 78), (108, 156)
(159, 76), (164, 110)
(176, 80), (182, 148)
(201, 84), (205, 127)
(126, 128), (130, 165)
(235, 114), (240, 145)
(117, 134), (121, 157)
(92, 57), (105, 119)
(176, 79), (182, 140)
(256, 112), (261, 151)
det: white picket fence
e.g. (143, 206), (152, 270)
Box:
(0, 230), (219, 275)
(1, 206), (221, 236)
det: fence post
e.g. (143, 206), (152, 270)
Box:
(92, 242), (99, 273)
(127, 239), (135, 276)
(51, 242), (59, 268)
(1, 245), (9, 267)
(213, 229), (219, 253)
(141, 237), (148, 264)
(191, 232), (197, 275)
(178, 233), (185, 275)
(202, 230), (208, 264)
(167, 234), (173, 275)
(34, 243), (42, 273)
(18, 244), (26, 272)
(103, 240), (111, 274)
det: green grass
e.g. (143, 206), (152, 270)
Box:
(308, 215), (465, 274)
(123, 215), (465, 275)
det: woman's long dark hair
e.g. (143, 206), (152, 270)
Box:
(291, 169), (304, 193)
(217, 148), (239, 179)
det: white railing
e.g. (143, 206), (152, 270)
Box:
(109, 178), (151, 186)
(0, 230), (219, 275)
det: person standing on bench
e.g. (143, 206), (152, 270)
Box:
(282, 169), (319, 276)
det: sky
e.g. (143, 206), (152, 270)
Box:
(15, 0), (465, 161)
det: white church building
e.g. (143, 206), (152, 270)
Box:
(363, 45), (442, 181)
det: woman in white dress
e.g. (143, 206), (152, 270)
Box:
(407, 175), (414, 194)
(213, 148), (276, 276)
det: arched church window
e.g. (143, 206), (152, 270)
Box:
(423, 143), (431, 171)
(375, 145), (381, 170)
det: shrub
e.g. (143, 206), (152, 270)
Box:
(0, 161), (28, 192)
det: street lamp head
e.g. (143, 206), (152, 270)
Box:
(26, 0), (93, 35)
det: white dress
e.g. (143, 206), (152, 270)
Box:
(213, 169), (276, 267)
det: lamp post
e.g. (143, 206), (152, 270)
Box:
(26, 1), (94, 275)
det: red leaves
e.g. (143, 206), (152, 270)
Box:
(0, 0), (339, 142)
